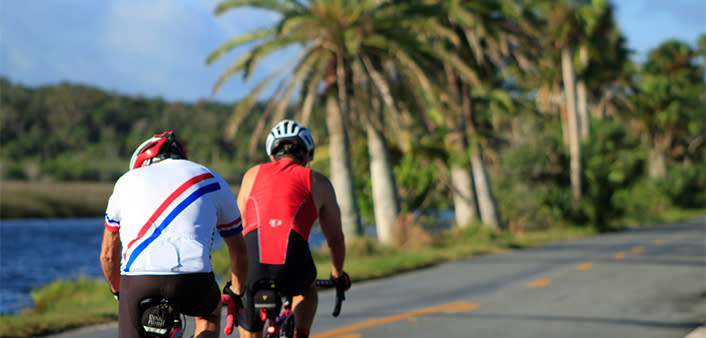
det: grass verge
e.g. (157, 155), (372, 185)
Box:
(0, 277), (118, 338)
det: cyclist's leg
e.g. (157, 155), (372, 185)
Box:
(236, 289), (265, 338)
(238, 327), (264, 338)
(283, 239), (317, 338)
(237, 273), (266, 338)
(291, 281), (317, 338)
(118, 275), (159, 338)
(193, 303), (221, 338)
(171, 273), (221, 338)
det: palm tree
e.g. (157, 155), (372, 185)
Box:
(424, 0), (539, 230)
(206, 0), (365, 240)
(635, 40), (703, 178)
(540, 0), (588, 205)
(208, 0), (454, 244)
(573, 0), (630, 136)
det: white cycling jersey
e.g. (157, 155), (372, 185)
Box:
(104, 159), (242, 275)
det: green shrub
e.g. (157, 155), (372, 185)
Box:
(581, 118), (645, 227)
(497, 122), (572, 230)
(660, 163), (705, 208)
(612, 178), (671, 225)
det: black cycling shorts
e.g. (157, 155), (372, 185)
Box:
(238, 229), (317, 332)
(118, 272), (220, 338)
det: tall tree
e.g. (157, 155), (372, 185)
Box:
(207, 0), (364, 240)
(208, 0), (455, 243)
(427, 0), (539, 229)
(542, 0), (587, 204)
(573, 0), (630, 132)
(634, 39), (704, 178)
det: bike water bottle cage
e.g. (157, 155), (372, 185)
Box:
(139, 297), (183, 338)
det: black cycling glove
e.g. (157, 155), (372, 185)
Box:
(222, 280), (244, 311)
(331, 271), (352, 291)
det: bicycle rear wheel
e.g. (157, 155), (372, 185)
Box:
(264, 318), (278, 338)
(279, 314), (295, 338)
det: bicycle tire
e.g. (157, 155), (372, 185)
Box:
(264, 318), (278, 338)
(280, 314), (295, 338)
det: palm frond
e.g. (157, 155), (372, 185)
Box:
(297, 52), (331, 125)
(224, 72), (280, 140)
(206, 29), (274, 65)
(271, 48), (325, 121)
(241, 37), (299, 81)
(361, 55), (403, 134)
(214, 0), (295, 16)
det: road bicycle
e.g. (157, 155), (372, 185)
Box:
(221, 278), (346, 338)
(137, 277), (344, 338)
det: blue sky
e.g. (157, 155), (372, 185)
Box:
(1, 0), (704, 103)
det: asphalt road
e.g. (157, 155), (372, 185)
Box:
(50, 217), (705, 338)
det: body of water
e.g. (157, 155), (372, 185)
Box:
(0, 218), (106, 314)
(0, 212), (451, 315)
(0, 218), (332, 315)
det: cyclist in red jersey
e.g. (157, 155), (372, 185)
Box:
(236, 120), (350, 338)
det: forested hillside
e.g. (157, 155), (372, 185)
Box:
(0, 78), (270, 183)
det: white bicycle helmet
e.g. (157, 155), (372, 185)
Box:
(265, 120), (315, 160)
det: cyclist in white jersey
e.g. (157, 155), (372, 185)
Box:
(100, 131), (247, 338)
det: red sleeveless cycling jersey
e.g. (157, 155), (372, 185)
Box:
(243, 158), (318, 264)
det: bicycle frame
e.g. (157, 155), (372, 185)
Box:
(250, 280), (294, 338)
(222, 279), (344, 338)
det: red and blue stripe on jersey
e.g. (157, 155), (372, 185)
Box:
(118, 172), (241, 272)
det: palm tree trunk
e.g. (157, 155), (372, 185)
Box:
(462, 87), (500, 230)
(469, 141), (500, 230)
(577, 79), (589, 140)
(366, 118), (400, 244)
(450, 164), (477, 228)
(325, 93), (363, 240)
(577, 44), (590, 140)
(445, 127), (477, 228)
(561, 46), (582, 204)
(443, 64), (477, 229)
(648, 132), (671, 179)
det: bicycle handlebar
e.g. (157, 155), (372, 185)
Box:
(315, 279), (346, 317)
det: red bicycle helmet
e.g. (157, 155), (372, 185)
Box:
(129, 131), (187, 170)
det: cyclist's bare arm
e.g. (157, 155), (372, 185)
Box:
(311, 170), (346, 278)
(231, 164), (260, 296)
(99, 228), (121, 294)
(222, 233), (248, 296)
(236, 165), (259, 212)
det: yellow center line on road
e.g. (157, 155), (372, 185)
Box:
(576, 262), (593, 271)
(613, 252), (625, 259)
(311, 302), (479, 338)
(631, 246), (644, 253)
(527, 279), (551, 288)
(654, 239), (663, 246)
